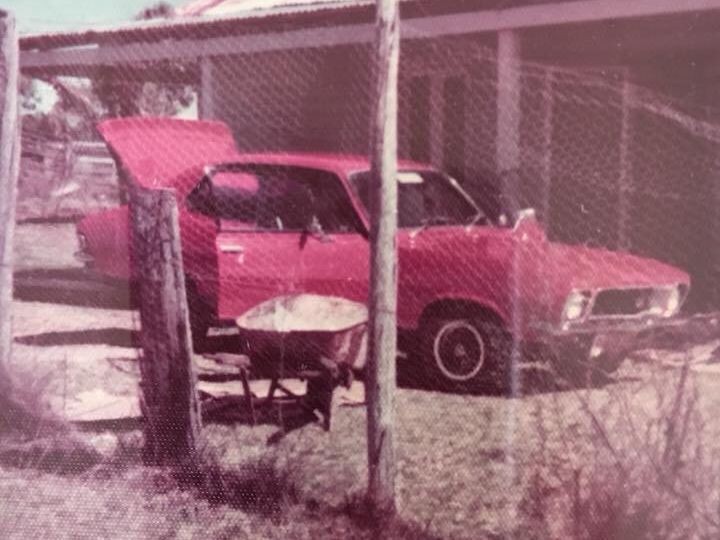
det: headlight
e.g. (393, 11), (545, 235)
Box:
(648, 285), (683, 318)
(76, 231), (88, 251)
(74, 230), (94, 266)
(663, 286), (682, 317)
(562, 290), (592, 322)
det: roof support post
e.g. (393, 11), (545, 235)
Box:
(496, 30), (522, 179)
(539, 68), (555, 225)
(199, 55), (215, 119)
(428, 76), (444, 167)
(617, 71), (635, 251)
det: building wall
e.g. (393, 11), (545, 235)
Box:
(210, 33), (719, 311)
(209, 44), (373, 154)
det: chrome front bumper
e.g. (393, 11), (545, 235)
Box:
(532, 315), (688, 360)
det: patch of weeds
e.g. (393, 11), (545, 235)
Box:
(516, 362), (720, 540)
(0, 367), (103, 475)
(173, 449), (299, 517)
(0, 368), (64, 436)
(339, 493), (443, 540)
(0, 433), (102, 475)
(514, 470), (555, 540)
(566, 468), (681, 540)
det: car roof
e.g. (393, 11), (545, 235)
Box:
(215, 152), (436, 176)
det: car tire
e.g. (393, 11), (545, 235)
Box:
(128, 281), (142, 309)
(131, 278), (212, 352)
(420, 317), (511, 392)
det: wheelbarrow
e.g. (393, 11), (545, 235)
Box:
(202, 294), (367, 442)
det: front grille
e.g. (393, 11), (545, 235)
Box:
(591, 288), (656, 317)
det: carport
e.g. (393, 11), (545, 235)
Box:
(18, 0), (720, 310)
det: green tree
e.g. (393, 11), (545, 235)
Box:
(20, 76), (41, 113)
(92, 2), (195, 118)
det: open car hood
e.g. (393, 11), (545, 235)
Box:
(97, 118), (241, 191)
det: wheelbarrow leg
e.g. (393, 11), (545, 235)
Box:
(239, 366), (256, 426)
(267, 365), (336, 445)
(266, 376), (278, 403)
(305, 367), (337, 431)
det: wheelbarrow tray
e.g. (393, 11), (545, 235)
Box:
(236, 294), (368, 372)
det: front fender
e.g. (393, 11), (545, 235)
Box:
(402, 293), (511, 331)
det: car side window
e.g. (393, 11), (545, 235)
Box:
(187, 165), (362, 233)
(253, 168), (313, 231)
(186, 173), (258, 227)
(186, 178), (215, 216)
(302, 170), (360, 233)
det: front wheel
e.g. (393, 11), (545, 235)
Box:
(420, 317), (511, 392)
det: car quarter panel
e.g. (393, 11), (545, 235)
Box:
(77, 206), (132, 280)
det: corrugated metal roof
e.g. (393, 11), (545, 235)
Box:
(175, 0), (590, 18)
(177, 0), (340, 18)
(19, 0), (707, 53)
(19, 0), (369, 50)
(23, 0), (496, 50)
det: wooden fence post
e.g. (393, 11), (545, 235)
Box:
(129, 184), (201, 465)
(0, 10), (19, 396)
(366, 0), (399, 515)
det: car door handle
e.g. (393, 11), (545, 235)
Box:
(219, 244), (245, 253)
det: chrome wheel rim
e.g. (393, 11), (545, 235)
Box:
(433, 321), (486, 382)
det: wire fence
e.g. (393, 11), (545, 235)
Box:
(13, 16), (720, 539)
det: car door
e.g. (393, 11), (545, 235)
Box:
(179, 201), (219, 303)
(208, 165), (312, 321)
(293, 168), (369, 304)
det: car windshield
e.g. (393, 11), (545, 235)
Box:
(349, 170), (485, 229)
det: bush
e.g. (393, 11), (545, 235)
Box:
(516, 362), (720, 540)
(173, 449), (299, 517)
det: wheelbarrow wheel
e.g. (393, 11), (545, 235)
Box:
(420, 316), (511, 393)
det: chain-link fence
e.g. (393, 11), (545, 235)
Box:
(12, 11), (720, 540)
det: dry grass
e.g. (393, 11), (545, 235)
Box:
(6, 348), (720, 539)
(514, 362), (720, 540)
(0, 367), (105, 476)
(0, 427), (442, 540)
(7, 221), (720, 539)
(173, 450), (300, 516)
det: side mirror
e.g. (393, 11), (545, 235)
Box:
(513, 207), (547, 243)
(513, 208), (537, 229)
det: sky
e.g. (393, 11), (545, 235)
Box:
(2, 0), (189, 34)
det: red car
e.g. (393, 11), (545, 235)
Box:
(76, 118), (690, 389)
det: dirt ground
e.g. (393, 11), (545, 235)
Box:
(3, 222), (720, 539)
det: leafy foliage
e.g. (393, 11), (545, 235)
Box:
(20, 76), (41, 113)
(22, 2), (196, 140)
(91, 2), (195, 119)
